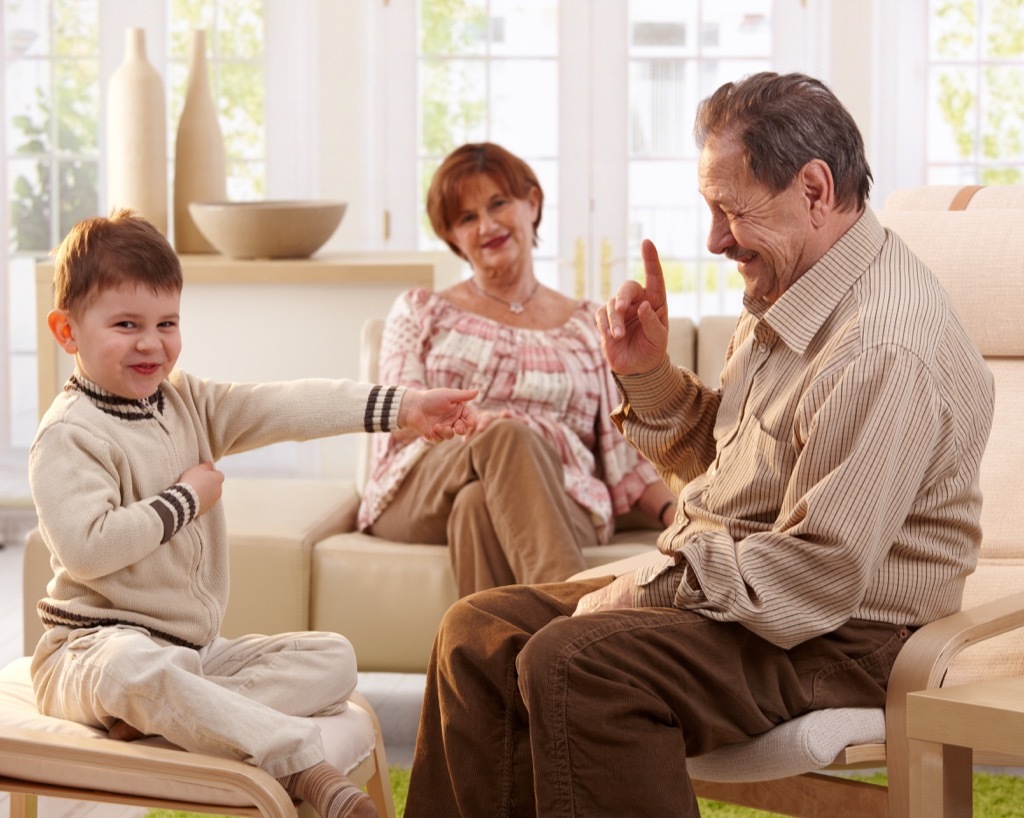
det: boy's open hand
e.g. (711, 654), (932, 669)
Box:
(400, 388), (478, 442)
(180, 461), (224, 516)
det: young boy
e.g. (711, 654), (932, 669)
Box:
(28, 209), (477, 818)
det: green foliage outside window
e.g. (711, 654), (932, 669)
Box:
(8, 2), (99, 254)
(932, 0), (1024, 184)
(7, 0), (265, 257)
(418, 0), (490, 245)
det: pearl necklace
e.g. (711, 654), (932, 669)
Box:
(470, 279), (541, 314)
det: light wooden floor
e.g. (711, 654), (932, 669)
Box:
(0, 538), (424, 818)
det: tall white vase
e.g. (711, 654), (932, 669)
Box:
(107, 28), (168, 235)
(173, 29), (227, 254)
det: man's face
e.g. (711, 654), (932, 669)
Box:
(698, 133), (815, 305)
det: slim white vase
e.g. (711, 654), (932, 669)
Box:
(173, 29), (227, 253)
(107, 28), (168, 235)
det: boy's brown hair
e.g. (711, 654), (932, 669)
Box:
(52, 208), (182, 316)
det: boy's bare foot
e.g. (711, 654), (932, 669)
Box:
(107, 719), (147, 741)
(279, 761), (378, 818)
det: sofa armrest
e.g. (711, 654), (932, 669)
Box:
(304, 489), (361, 544)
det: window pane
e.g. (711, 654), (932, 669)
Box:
(57, 157), (100, 238)
(420, 58), (488, 153)
(490, 0), (557, 56)
(4, 60), (49, 153)
(420, 0), (488, 57)
(167, 0), (267, 202)
(926, 164), (978, 184)
(54, 59), (99, 154)
(490, 59), (557, 155)
(930, 0), (978, 61)
(629, 159), (694, 258)
(627, 1), (770, 312)
(630, 0), (695, 56)
(630, 59), (689, 157)
(5, 4), (49, 58)
(220, 61), (265, 160)
(928, 66), (978, 163)
(981, 66), (1024, 164)
(228, 160), (266, 199)
(53, 0), (98, 58)
(8, 157), (52, 254)
(216, 2), (264, 58)
(699, 2), (772, 58)
(981, 0), (1021, 60)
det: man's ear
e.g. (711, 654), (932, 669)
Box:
(47, 309), (78, 354)
(801, 159), (835, 227)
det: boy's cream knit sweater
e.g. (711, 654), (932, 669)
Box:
(29, 369), (405, 651)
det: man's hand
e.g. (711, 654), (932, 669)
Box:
(573, 571), (638, 616)
(595, 239), (670, 375)
(180, 461), (224, 516)
(400, 387), (478, 442)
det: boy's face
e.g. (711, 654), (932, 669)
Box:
(52, 283), (182, 399)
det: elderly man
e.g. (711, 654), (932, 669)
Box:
(403, 72), (995, 818)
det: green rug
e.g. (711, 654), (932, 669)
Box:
(143, 767), (1024, 817)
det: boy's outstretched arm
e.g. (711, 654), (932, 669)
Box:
(399, 387), (478, 442)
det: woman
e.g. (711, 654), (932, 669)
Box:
(357, 142), (676, 596)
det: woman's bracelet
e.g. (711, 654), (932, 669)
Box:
(658, 500), (675, 526)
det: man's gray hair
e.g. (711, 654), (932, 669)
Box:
(694, 72), (872, 212)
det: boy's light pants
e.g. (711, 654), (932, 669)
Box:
(31, 624), (356, 778)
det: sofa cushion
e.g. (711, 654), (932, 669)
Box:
(312, 532), (657, 673)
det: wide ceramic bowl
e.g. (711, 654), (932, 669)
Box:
(188, 200), (347, 259)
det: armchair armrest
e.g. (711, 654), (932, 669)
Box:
(0, 723), (296, 817)
(884, 589), (1024, 816)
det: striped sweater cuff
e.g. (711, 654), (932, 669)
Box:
(150, 482), (200, 544)
(363, 385), (406, 433)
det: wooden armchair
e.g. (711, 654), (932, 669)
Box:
(1, 542), (398, 818)
(0, 656), (395, 818)
(573, 185), (1024, 818)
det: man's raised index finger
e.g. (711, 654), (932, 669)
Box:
(641, 239), (667, 304)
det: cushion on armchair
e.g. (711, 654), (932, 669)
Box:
(0, 656), (376, 805)
(687, 707), (885, 782)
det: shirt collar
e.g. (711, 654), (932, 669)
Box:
(742, 207), (886, 355)
(67, 372), (164, 419)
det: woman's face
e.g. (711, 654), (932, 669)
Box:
(448, 174), (539, 279)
